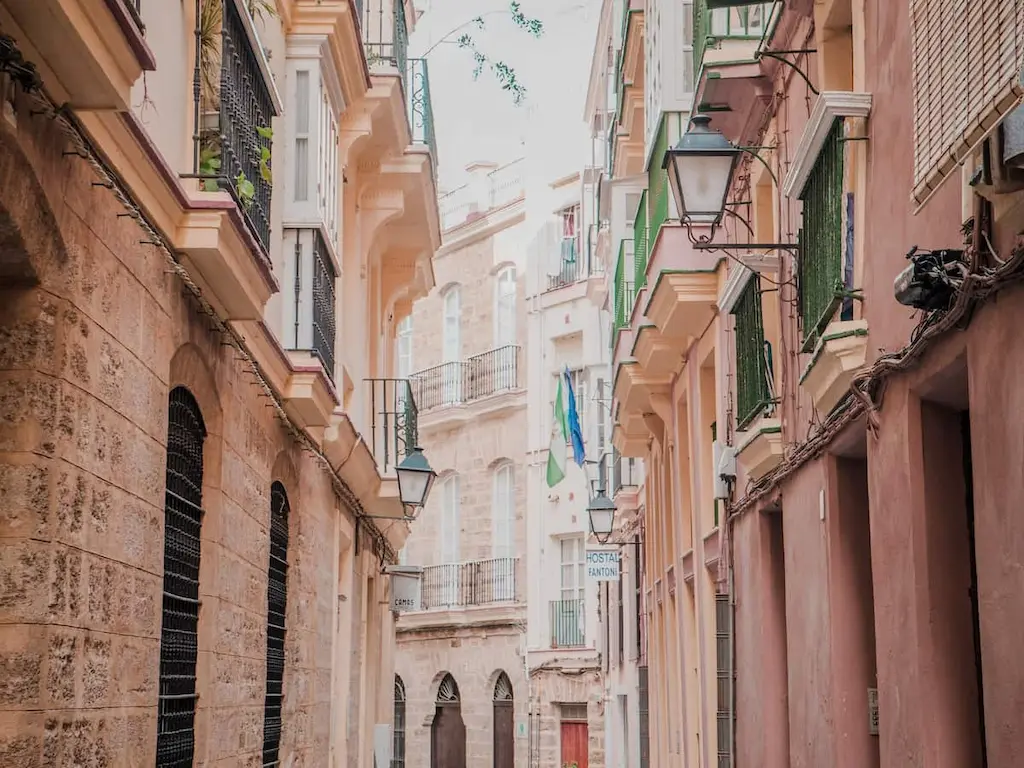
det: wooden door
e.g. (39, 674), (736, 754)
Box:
(430, 703), (466, 768)
(493, 700), (514, 768)
(560, 721), (588, 768)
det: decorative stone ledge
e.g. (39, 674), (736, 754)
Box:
(681, 549), (695, 584)
(799, 319), (870, 416)
(736, 416), (784, 482)
(645, 270), (719, 341)
(632, 323), (684, 377)
(703, 527), (721, 569)
(782, 91), (873, 199)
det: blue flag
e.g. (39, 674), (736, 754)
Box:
(564, 367), (586, 467)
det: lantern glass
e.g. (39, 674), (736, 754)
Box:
(663, 114), (741, 226)
(587, 490), (616, 543)
(395, 448), (437, 508)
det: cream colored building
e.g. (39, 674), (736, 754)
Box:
(394, 160), (530, 768)
(0, 0), (439, 765)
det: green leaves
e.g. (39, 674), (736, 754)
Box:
(452, 1), (544, 106)
(256, 124), (273, 184)
(235, 172), (255, 209)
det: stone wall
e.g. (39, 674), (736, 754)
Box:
(531, 668), (606, 768)
(0, 87), (338, 766)
(395, 625), (528, 768)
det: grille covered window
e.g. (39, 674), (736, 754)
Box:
(262, 482), (291, 766)
(156, 387), (207, 767)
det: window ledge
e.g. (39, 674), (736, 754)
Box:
(783, 91), (873, 199)
(736, 416), (784, 482)
(799, 319), (870, 416)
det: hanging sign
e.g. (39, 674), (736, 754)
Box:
(586, 549), (620, 581)
(385, 565), (423, 612)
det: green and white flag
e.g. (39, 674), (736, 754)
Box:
(547, 375), (568, 487)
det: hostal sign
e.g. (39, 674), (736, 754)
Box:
(586, 549), (620, 581)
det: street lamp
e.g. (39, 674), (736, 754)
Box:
(663, 114), (742, 235)
(587, 488), (616, 545)
(395, 446), (437, 511)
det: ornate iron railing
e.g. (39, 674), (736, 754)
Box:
(419, 557), (519, 609)
(407, 58), (437, 161)
(733, 275), (771, 429)
(361, 0), (408, 87)
(310, 229), (337, 382)
(366, 378), (418, 474)
(410, 345), (521, 410)
(799, 118), (845, 350)
(193, 0), (277, 256)
(550, 598), (586, 648)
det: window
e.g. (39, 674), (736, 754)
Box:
(560, 537), (585, 601)
(294, 70), (310, 203)
(648, 119), (669, 239)
(492, 464), (515, 601)
(442, 287), (462, 405)
(439, 475), (461, 605)
(798, 119), (845, 350)
(709, 3), (768, 37)
(156, 387), (206, 767)
(494, 267), (517, 348)
(732, 275), (772, 429)
(262, 482), (291, 767)
(392, 676), (406, 768)
(396, 316), (413, 379)
(551, 537), (586, 647)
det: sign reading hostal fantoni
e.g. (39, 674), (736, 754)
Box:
(384, 565), (423, 612)
(586, 549), (620, 581)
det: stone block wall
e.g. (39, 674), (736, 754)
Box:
(395, 625), (528, 768)
(0, 88), (338, 766)
(531, 668), (606, 768)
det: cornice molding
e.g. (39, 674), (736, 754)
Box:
(782, 91), (872, 199)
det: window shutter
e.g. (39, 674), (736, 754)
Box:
(911, 0), (1024, 207)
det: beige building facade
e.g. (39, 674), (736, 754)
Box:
(0, 0), (439, 765)
(394, 160), (530, 768)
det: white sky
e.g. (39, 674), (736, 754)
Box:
(409, 0), (602, 191)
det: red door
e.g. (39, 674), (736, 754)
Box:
(560, 721), (588, 768)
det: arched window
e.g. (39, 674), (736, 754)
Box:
(494, 266), (516, 348)
(439, 475), (461, 606)
(493, 672), (514, 768)
(491, 464), (515, 602)
(262, 482), (291, 766)
(437, 673), (461, 703)
(156, 387), (207, 767)
(392, 676), (406, 768)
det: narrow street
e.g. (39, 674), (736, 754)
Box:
(1, 0), (1023, 767)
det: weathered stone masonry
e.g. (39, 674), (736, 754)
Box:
(0, 88), (339, 766)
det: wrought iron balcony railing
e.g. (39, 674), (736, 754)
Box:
(550, 598), (586, 648)
(407, 58), (438, 162)
(419, 557), (519, 610)
(366, 378), (418, 475)
(192, 0), (278, 256)
(410, 345), (521, 411)
(284, 228), (336, 381)
(360, 0), (408, 86)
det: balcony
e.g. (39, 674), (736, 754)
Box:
(358, 0), (408, 81)
(283, 228), (337, 382)
(192, 0), (280, 257)
(418, 557), (519, 610)
(612, 448), (642, 494)
(410, 345), (522, 411)
(439, 159), (525, 231)
(548, 238), (585, 290)
(407, 57), (438, 161)
(613, 239), (638, 332)
(366, 378), (418, 475)
(550, 598), (586, 648)
(694, 1), (773, 76)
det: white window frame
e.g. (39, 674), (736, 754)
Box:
(494, 266), (517, 348)
(492, 463), (514, 558)
(439, 474), (461, 606)
(443, 286), (461, 362)
(395, 315), (413, 378)
(560, 536), (585, 602)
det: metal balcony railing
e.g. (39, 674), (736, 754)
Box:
(360, 0), (408, 87)
(613, 239), (637, 331)
(192, 0), (277, 256)
(366, 378), (418, 475)
(548, 238), (585, 290)
(612, 448), (640, 494)
(410, 345), (521, 411)
(407, 58), (438, 162)
(310, 230), (336, 381)
(419, 557), (519, 609)
(550, 598), (586, 648)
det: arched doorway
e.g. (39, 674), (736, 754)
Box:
(430, 673), (466, 768)
(492, 672), (514, 768)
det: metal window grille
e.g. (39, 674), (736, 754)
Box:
(550, 598), (586, 648)
(560, 703), (588, 722)
(437, 674), (460, 703)
(715, 593), (734, 768)
(392, 676), (406, 768)
(494, 672), (513, 701)
(262, 482), (291, 767)
(310, 229), (337, 381)
(733, 275), (771, 429)
(217, 0), (276, 252)
(156, 387), (207, 768)
(798, 118), (845, 350)
(638, 665), (651, 768)
(648, 119), (670, 241)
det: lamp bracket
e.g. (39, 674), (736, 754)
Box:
(693, 240), (801, 256)
(755, 49), (820, 96)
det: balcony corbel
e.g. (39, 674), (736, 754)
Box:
(644, 269), (719, 343)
